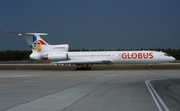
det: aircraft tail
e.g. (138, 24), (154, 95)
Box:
(26, 33), (52, 53)
(5, 31), (53, 60)
(6, 31), (69, 61)
(5, 31), (52, 53)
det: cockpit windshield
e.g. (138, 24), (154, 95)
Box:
(164, 53), (171, 56)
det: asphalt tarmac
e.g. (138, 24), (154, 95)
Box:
(0, 70), (179, 111)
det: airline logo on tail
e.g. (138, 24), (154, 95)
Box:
(30, 36), (46, 52)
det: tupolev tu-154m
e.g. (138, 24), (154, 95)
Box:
(6, 31), (175, 70)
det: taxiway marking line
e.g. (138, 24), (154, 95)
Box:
(145, 79), (170, 111)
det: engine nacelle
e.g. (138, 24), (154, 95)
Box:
(48, 53), (68, 61)
(51, 44), (69, 52)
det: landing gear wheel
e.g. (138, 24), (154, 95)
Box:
(76, 66), (92, 70)
(87, 67), (91, 70)
(76, 67), (80, 70)
(149, 66), (152, 70)
(148, 64), (152, 70)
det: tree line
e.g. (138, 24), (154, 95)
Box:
(0, 50), (31, 61)
(0, 48), (180, 61)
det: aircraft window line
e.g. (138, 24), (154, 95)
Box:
(69, 54), (111, 58)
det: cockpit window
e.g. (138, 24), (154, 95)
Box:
(164, 53), (170, 56)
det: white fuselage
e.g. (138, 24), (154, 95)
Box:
(51, 51), (175, 65)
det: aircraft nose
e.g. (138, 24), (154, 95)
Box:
(170, 56), (176, 61)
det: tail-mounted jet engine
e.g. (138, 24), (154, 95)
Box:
(47, 53), (68, 61)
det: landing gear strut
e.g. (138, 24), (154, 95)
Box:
(148, 64), (152, 70)
(76, 64), (92, 70)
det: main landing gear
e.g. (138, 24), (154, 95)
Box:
(76, 64), (92, 70)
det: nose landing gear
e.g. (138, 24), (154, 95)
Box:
(148, 64), (152, 70)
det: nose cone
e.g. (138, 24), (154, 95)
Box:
(170, 56), (176, 62)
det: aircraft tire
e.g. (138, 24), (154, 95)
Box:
(76, 67), (91, 70)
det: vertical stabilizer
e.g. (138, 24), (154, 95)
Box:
(6, 31), (52, 60)
(25, 33), (52, 53)
(6, 31), (52, 53)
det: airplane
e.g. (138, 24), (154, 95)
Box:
(6, 31), (175, 70)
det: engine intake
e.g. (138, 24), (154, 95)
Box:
(30, 53), (42, 60)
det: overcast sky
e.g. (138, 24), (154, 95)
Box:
(1, 0), (180, 51)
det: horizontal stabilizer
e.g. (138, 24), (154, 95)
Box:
(5, 31), (48, 37)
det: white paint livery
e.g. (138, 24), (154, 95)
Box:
(7, 31), (175, 70)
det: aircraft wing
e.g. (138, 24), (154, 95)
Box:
(51, 59), (113, 65)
